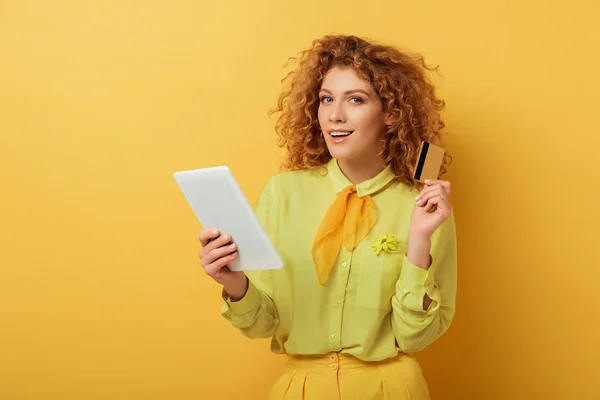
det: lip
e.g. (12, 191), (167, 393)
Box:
(327, 128), (354, 134)
(327, 130), (353, 144)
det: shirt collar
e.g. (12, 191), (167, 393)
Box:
(327, 158), (396, 197)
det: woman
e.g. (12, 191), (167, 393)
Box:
(198, 34), (457, 399)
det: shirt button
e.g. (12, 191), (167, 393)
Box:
(331, 333), (337, 339)
(330, 355), (336, 360)
(341, 262), (347, 268)
(330, 364), (337, 370)
(336, 300), (342, 305)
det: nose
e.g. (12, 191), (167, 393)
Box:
(329, 103), (346, 123)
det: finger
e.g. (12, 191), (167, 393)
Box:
(417, 187), (447, 207)
(423, 195), (440, 212)
(427, 195), (452, 216)
(204, 252), (239, 276)
(424, 179), (451, 195)
(203, 242), (237, 267)
(416, 184), (443, 201)
(199, 233), (233, 259)
(199, 228), (220, 247)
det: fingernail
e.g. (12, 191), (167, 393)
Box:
(416, 199), (422, 204)
(424, 179), (431, 183)
(223, 234), (229, 240)
(213, 229), (218, 234)
(229, 243), (236, 249)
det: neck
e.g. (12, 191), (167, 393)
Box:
(336, 156), (387, 185)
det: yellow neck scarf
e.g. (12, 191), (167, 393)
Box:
(311, 159), (396, 285)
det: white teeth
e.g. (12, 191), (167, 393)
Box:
(331, 131), (352, 137)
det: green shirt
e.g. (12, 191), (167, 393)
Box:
(221, 158), (457, 362)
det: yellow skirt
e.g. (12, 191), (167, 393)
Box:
(269, 352), (430, 400)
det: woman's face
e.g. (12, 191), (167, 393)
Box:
(318, 66), (389, 165)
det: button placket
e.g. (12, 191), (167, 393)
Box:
(335, 258), (349, 308)
(329, 249), (353, 350)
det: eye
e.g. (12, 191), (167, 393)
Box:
(350, 96), (364, 104)
(320, 96), (333, 103)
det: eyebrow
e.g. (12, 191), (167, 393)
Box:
(319, 88), (371, 97)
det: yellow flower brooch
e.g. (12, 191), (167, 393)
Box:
(370, 233), (398, 255)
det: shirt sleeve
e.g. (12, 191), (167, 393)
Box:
(391, 209), (458, 353)
(220, 176), (280, 339)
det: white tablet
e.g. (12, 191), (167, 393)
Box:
(173, 166), (283, 271)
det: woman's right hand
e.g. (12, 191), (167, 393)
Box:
(198, 228), (248, 300)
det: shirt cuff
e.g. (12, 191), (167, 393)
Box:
(222, 279), (260, 316)
(400, 254), (435, 291)
(397, 254), (438, 313)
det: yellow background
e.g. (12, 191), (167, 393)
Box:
(1, 1), (599, 399)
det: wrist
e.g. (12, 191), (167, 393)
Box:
(223, 274), (248, 302)
(407, 233), (432, 270)
(408, 227), (431, 240)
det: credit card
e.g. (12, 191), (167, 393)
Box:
(413, 141), (445, 182)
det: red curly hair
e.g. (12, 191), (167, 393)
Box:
(268, 34), (451, 188)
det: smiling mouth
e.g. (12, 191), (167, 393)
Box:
(329, 131), (354, 137)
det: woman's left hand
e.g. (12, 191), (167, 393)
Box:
(410, 179), (452, 238)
